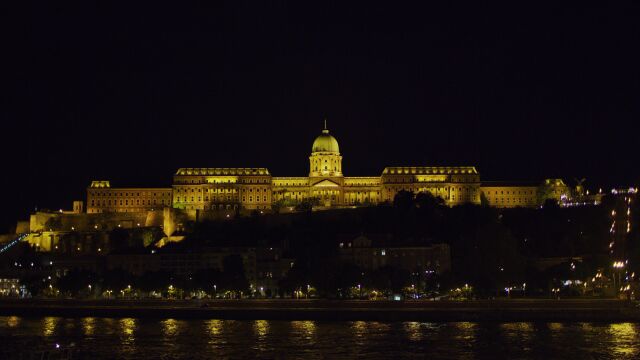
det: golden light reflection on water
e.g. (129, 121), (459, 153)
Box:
(291, 321), (316, 339)
(548, 323), (563, 331)
(404, 322), (422, 342)
(352, 321), (367, 337)
(161, 318), (183, 337)
(352, 321), (390, 342)
(608, 323), (639, 357)
(42, 317), (60, 337)
(120, 318), (136, 341)
(501, 322), (533, 332)
(83, 317), (95, 336)
(206, 319), (223, 336)
(254, 320), (269, 338)
(6, 316), (20, 328)
(454, 322), (477, 341)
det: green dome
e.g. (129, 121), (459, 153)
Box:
(312, 129), (340, 153)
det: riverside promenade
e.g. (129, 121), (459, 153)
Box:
(1, 299), (639, 322)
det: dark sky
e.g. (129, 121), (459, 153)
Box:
(1, 2), (639, 231)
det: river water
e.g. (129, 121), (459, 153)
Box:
(0, 316), (638, 359)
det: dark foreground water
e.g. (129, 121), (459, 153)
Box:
(1, 317), (639, 359)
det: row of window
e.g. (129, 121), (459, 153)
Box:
(91, 199), (168, 206)
(175, 178), (271, 184)
(490, 198), (534, 203)
(176, 188), (236, 193)
(175, 187), (269, 193)
(176, 196), (237, 202)
(90, 192), (170, 197)
(383, 176), (478, 183)
(483, 190), (535, 195)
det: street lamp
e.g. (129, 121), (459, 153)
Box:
(613, 261), (626, 291)
(213, 284), (217, 298)
(357, 284), (362, 299)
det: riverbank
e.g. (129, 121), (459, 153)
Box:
(1, 299), (639, 321)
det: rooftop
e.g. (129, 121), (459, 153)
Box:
(175, 168), (271, 176)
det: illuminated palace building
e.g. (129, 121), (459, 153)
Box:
(87, 125), (572, 214)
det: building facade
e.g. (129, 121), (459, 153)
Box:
(480, 182), (539, 208)
(86, 125), (572, 213)
(87, 181), (172, 214)
(339, 235), (451, 274)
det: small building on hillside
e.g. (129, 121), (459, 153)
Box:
(338, 234), (451, 274)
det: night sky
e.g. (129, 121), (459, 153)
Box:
(2, 3), (639, 232)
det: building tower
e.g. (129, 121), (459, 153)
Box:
(309, 120), (343, 177)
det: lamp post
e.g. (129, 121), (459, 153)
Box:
(213, 284), (217, 299)
(613, 261), (625, 292)
(357, 284), (362, 299)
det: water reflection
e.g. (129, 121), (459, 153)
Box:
(83, 317), (96, 336)
(608, 323), (639, 357)
(118, 318), (137, 356)
(454, 322), (477, 341)
(291, 320), (316, 340)
(119, 318), (136, 340)
(6, 316), (20, 328)
(42, 317), (60, 337)
(501, 322), (533, 341)
(404, 322), (423, 342)
(161, 318), (183, 337)
(206, 319), (223, 336)
(501, 322), (533, 332)
(548, 323), (563, 331)
(352, 321), (367, 338)
(254, 320), (269, 338)
(1, 318), (639, 359)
